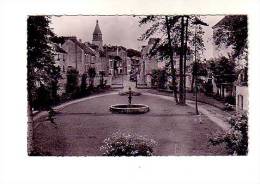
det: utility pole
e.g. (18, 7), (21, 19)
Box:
(165, 16), (179, 104)
(192, 17), (208, 115)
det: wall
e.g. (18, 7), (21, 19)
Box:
(236, 85), (248, 112)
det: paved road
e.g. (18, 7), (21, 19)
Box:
(33, 92), (227, 156)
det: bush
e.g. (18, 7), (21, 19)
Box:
(66, 68), (79, 94)
(100, 131), (157, 156)
(223, 103), (235, 111)
(225, 95), (236, 105)
(32, 85), (52, 111)
(80, 73), (88, 96)
(209, 112), (248, 155)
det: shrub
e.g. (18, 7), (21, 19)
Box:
(66, 68), (79, 94)
(80, 73), (88, 96)
(223, 103), (235, 111)
(225, 95), (236, 105)
(32, 85), (52, 111)
(209, 112), (248, 155)
(100, 131), (157, 156)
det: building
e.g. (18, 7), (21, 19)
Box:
(104, 45), (128, 77)
(53, 43), (68, 95)
(212, 16), (248, 112)
(140, 38), (160, 87)
(235, 68), (248, 112)
(92, 20), (103, 50)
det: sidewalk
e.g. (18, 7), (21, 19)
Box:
(146, 89), (226, 109)
(145, 89), (232, 131)
(32, 90), (118, 122)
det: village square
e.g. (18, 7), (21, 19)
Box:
(27, 15), (248, 156)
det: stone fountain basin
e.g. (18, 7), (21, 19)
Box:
(109, 104), (149, 114)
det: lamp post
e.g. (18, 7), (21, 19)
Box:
(192, 17), (208, 115)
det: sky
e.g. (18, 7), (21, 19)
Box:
(50, 15), (223, 59)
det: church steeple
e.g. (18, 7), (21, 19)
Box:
(92, 20), (103, 49)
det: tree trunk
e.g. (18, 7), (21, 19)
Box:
(27, 101), (34, 155)
(179, 16), (185, 104)
(191, 74), (194, 92)
(183, 16), (189, 103)
(165, 16), (179, 104)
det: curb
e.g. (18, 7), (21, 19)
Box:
(33, 91), (118, 121)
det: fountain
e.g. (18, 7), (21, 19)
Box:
(109, 87), (149, 114)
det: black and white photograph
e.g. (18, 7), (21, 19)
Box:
(28, 15), (248, 156)
(1, 0), (260, 184)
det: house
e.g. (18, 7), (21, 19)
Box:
(53, 43), (68, 95)
(140, 38), (160, 87)
(235, 67), (248, 112)
(61, 36), (96, 75)
(103, 45), (128, 77)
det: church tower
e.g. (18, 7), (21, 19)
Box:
(92, 20), (103, 49)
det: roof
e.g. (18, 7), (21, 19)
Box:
(64, 37), (96, 56)
(93, 20), (102, 35)
(53, 44), (67, 54)
(212, 16), (233, 29)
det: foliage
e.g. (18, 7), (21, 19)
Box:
(138, 16), (206, 104)
(100, 131), (157, 156)
(80, 73), (88, 95)
(126, 48), (141, 58)
(33, 85), (52, 110)
(99, 71), (106, 88)
(204, 79), (213, 96)
(223, 103), (235, 111)
(151, 69), (168, 89)
(88, 67), (96, 78)
(192, 61), (208, 77)
(213, 15), (247, 58)
(27, 16), (61, 110)
(210, 112), (248, 155)
(208, 56), (237, 88)
(158, 69), (168, 89)
(66, 68), (79, 95)
(225, 95), (236, 105)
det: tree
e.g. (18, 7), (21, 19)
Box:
(138, 16), (180, 103)
(27, 16), (61, 155)
(126, 48), (141, 58)
(138, 16), (206, 104)
(66, 68), (79, 94)
(80, 73), (88, 95)
(191, 61), (208, 91)
(213, 15), (248, 59)
(87, 67), (96, 88)
(208, 56), (237, 97)
(27, 16), (61, 109)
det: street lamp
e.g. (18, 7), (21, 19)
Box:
(192, 17), (208, 115)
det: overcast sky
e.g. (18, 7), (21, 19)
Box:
(50, 15), (223, 59)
